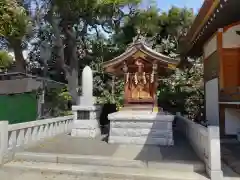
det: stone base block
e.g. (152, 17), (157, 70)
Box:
(108, 111), (174, 146)
(71, 120), (100, 138)
(71, 128), (100, 138)
(110, 128), (173, 138)
(207, 168), (223, 180)
(109, 136), (174, 146)
(71, 104), (102, 138)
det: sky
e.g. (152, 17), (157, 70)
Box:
(142, 0), (204, 14)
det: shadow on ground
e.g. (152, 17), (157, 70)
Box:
(221, 137), (240, 178)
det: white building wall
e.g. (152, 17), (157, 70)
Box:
(225, 108), (240, 135)
(223, 24), (240, 48)
(206, 78), (219, 125)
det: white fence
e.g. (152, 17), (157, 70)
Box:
(176, 115), (222, 180)
(0, 115), (74, 164)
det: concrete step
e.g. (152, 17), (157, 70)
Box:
(4, 161), (209, 180)
(14, 152), (205, 173)
(0, 168), (134, 180)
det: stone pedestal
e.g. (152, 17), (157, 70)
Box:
(71, 105), (101, 138)
(108, 111), (174, 146)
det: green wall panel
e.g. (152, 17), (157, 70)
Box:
(0, 93), (38, 124)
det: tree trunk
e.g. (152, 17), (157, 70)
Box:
(47, 10), (79, 105)
(66, 69), (78, 105)
(11, 40), (26, 72)
(64, 29), (79, 105)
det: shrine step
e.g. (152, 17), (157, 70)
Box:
(3, 161), (208, 180)
(13, 152), (205, 172)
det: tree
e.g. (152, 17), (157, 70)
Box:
(0, 0), (31, 72)
(155, 7), (194, 57)
(38, 0), (142, 105)
(112, 5), (160, 47)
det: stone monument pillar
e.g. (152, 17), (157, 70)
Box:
(71, 66), (101, 138)
(79, 66), (95, 106)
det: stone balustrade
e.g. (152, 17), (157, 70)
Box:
(176, 114), (223, 180)
(0, 115), (74, 164)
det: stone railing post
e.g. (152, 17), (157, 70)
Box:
(207, 126), (223, 180)
(0, 121), (8, 165)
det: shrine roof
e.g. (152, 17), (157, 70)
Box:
(181, 0), (240, 56)
(103, 41), (179, 71)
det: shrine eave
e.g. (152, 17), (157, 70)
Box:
(103, 42), (179, 74)
(181, 0), (240, 57)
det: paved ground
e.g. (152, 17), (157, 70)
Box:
(223, 163), (240, 180)
(0, 169), (128, 180)
(0, 131), (209, 180)
(20, 131), (201, 164)
(0, 163), (239, 180)
(0, 134), (240, 180)
(221, 138), (240, 175)
(1, 131), (239, 179)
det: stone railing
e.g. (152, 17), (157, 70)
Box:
(0, 115), (74, 164)
(176, 114), (222, 180)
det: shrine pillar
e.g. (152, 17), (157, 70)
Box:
(152, 62), (158, 110)
(111, 75), (115, 103)
(123, 62), (129, 105)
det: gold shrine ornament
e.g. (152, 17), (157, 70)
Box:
(132, 51), (147, 59)
(168, 63), (177, 70)
(153, 106), (159, 112)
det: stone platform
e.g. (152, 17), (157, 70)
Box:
(15, 133), (202, 167)
(108, 111), (174, 146)
(3, 133), (207, 180)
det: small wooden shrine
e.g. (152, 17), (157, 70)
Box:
(103, 37), (179, 110)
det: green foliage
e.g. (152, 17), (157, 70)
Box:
(44, 86), (72, 117)
(0, 0), (30, 40)
(129, 6), (160, 36)
(96, 78), (124, 110)
(0, 50), (13, 71)
(0, 0), (32, 72)
(156, 7), (194, 56)
(53, 0), (141, 32)
(157, 58), (204, 121)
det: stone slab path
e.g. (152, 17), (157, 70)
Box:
(20, 132), (201, 165)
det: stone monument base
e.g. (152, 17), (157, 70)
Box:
(108, 111), (174, 146)
(71, 105), (101, 138)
